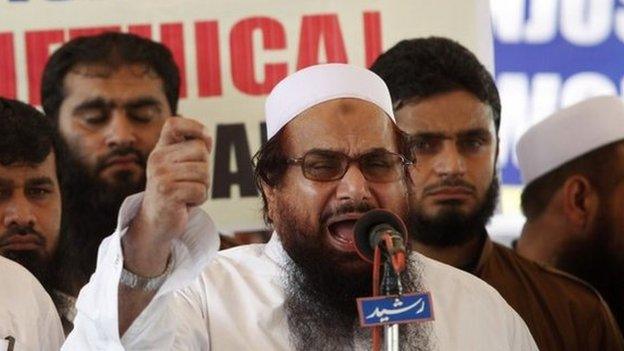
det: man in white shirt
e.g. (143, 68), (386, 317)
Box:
(39, 33), (183, 331)
(0, 256), (64, 351)
(64, 64), (537, 350)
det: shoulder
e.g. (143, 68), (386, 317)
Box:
(195, 243), (284, 311)
(0, 256), (46, 296)
(207, 243), (277, 279)
(416, 252), (505, 299)
(415, 251), (519, 318)
(0, 257), (56, 311)
(414, 253), (537, 348)
(490, 242), (607, 303)
(215, 243), (268, 263)
(0, 257), (63, 346)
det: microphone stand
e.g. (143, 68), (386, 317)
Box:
(380, 259), (403, 351)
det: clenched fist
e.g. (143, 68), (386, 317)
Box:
(123, 117), (212, 277)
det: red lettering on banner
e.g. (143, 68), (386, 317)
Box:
(69, 26), (120, 39)
(0, 33), (16, 99)
(161, 23), (187, 98)
(230, 17), (287, 95)
(128, 25), (153, 39)
(363, 12), (382, 68)
(13, 11), (379, 101)
(25, 30), (64, 105)
(297, 14), (348, 70)
(195, 21), (222, 97)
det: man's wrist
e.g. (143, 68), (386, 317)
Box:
(120, 255), (173, 291)
(121, 213), (172, 276)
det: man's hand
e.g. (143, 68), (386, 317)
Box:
(123, 117), (212, 277)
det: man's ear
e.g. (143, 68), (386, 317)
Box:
(561, 175), (598, 230)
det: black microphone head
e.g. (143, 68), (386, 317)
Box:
(353, 209), (408, 263)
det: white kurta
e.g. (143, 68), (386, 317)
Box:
(64, 193), (537, 350)
(0, 256), (64, 351)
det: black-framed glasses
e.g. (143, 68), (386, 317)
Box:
(287, 149), (413, 183)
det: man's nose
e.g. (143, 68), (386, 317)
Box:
(433, 143), (466, 178)
(335, 163), (373, 204)
(2, 195), (36, 228)
(105, 110), (137, 149)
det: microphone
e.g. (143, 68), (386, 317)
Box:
(353, 209), (408, 274)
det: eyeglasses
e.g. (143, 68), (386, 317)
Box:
(287, 149), (413, 183)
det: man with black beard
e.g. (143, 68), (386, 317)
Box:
(64, 63), (537, 350)
(371, 37), (624, 350)
(516, 95), (624, 334)
(0, 97), (65, 348)
(39, 32), (180, 331)
(0, 97), (61, 292)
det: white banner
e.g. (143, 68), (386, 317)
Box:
(0, 0), (492, 232)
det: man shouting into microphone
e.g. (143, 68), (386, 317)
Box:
(64, 64), (537, 350)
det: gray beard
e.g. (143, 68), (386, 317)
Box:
(283, 254), (434, 350)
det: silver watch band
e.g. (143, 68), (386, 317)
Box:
(120, 256), (173, 292)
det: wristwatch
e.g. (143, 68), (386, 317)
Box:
(120, 256), (173, 292)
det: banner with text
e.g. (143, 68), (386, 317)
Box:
(479, 0), (624, 238)
(0, 0), (492, 232)
(492, 0), (624, 186)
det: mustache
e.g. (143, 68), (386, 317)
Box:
(94, 146), (146, 173)
(0, 225), (45, 246)
(319, 201), (375, 225)
(422, 178), (477, 195)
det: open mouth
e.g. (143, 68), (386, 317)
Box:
(326, 214), (363, 252)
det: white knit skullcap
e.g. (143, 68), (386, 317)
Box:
(264, 63), (394, 140)
(516, 95), (624, 185)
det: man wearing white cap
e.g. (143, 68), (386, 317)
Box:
(372, 37), (624, 350)
(63, 63), (537, 350)
(516, 95), (624, 334)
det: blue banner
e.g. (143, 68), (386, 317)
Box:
(492, 0), (624, 185)
(357, 292), (434, 327)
